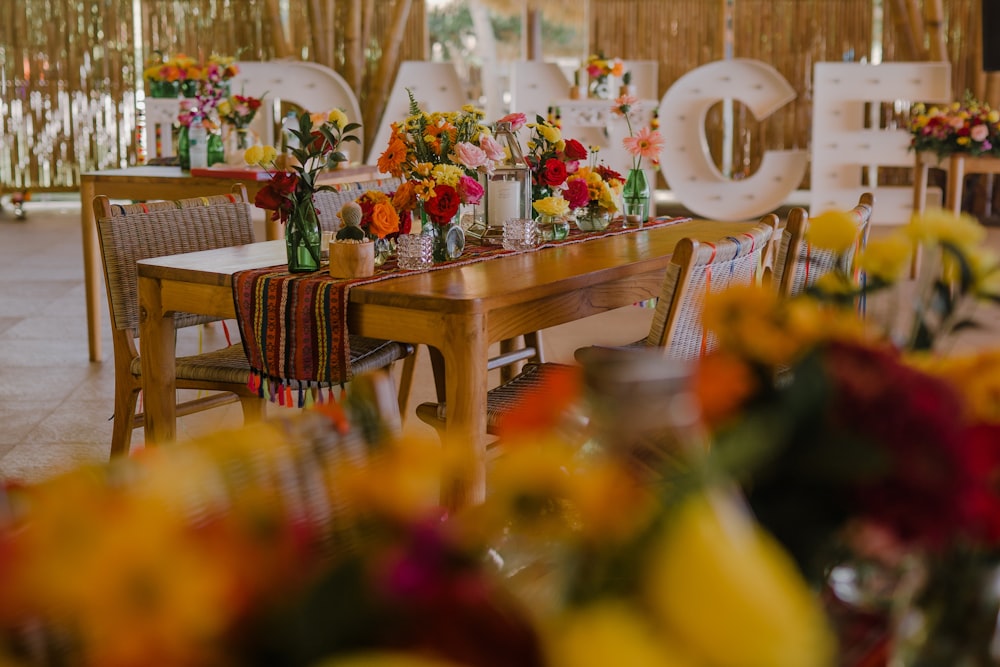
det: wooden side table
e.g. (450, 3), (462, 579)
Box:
(911, 151), (1000, 274)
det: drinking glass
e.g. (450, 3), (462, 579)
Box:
(502, 217), (538, 251)
(397, 233), (433, 270)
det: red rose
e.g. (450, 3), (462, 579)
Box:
(564, 179), (590, 209)
(541, 158), (567, 187)
(563, 139), (587, 161)
(424, 184), (461, 224)
(254, 172), (298, 221)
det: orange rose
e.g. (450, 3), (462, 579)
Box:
(392, 180), (418, 212)
(368, 201), (400, 239)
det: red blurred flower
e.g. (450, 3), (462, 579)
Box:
(541, 158), (567, 187)
(564, 178), (590, 210)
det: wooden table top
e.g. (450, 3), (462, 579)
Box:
(138, 218), (756, 313)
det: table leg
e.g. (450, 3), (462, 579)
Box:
(439, 312), (488, 509)
(911, 154), (930, 278)
(947, 155), (965, 216)
(80, 179), (103, 362)
(138, 275), (177, 444)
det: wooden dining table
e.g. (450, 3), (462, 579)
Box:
(80, 164), (379, 363)
(136, 218), (754, 509)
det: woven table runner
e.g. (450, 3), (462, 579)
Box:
(232, 216), (687, 401)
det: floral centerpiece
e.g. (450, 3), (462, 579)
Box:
(143, 52), (239, 99)
(585, 52), (624, 99)
(176, 96), (224, 169)
(523, 116), (588, 205)
(376, 90), (495, 261)
(218, 93), (264, 160)
(908, 92), (1000, 159)
(613, 94), (663, 226)
(565, 151), (624, 231)
(691, 206), (1000, 664)
(244, 108), (360, 272)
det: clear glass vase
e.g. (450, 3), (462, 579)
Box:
(622, 168), (651, 228)
(574, 207), (611, 232)
(419, 204), (465, 263)
(536, 214), (570, 241)
(286, 196), (322, 273)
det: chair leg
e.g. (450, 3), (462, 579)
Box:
(111, 386), (141, 459)
(396, 347), (419, 418)
(499, 337), (522, 383)
(524, 330), (546, 363)
(238, 394), (266, 423)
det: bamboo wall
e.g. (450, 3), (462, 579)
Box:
(0, 0), (426, 191)
(0, 0), (989, 191)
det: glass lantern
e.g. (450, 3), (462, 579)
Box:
(466, 121), (532, 246)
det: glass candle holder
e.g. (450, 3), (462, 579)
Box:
(396, 233), (434, 270)
(502, 217), (539, 251)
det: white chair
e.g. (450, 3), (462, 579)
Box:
(366, 61), (468, 167)
(509, 61), (571, 125)
(620, 60), (659, 99)
(230, 60), (365, 163)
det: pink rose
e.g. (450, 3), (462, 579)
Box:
(971, 123), (990, 142)
(451, 142), (490, 171)
(496, 112), (527, 131)
(458, 175), (485, 206)
(479, 134), (505, 164)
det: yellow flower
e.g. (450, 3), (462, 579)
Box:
(813, 271), (856, 296)
(547, 602), (696, 667)
(990, 110), (1000, 123)
(912, 349), (1000, 422)
(217, 99), (232, 117)
(536, 123), (562, 144)
(644, 490), (835, 667)
(942, 244), (999, 289)
(857, 234), (913, 282)
(533, 196), (569, 217)
(243, 144), (264, 165)
(958, 136), (971, 146)
(327, 107), (349, 128)
(907, 208), (986, 249)
(431, 163), (463, 187)
(316, 654), (462, 667)
(260, 145), (277, 164)
(806, 209), (860, 253)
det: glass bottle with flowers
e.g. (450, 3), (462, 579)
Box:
(586, 52), (624, 100)
(218, 93), (264, 164)
(376, 90), (497, 263)
(613, 95), (664, 228)
(566, 148), (625, 232)
(245, 108), (361, 272)
(176, 98), (224, 170)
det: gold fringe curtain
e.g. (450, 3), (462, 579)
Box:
(0, 0), (425, 191)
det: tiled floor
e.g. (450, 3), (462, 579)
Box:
(0, 197), (655, 482)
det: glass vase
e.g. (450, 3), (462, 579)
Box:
(574, 207), (611, 232)
(207, 130), (225, 167)
(286, 196), (322, 273)
(177, 126), (190, 170)
(148, 79), (180, 98)
(622, 168), (651, 228)
(179, 79), (199, 98)
(536, 214), (570, 242)
(891, 550), (1000, 667)
(589, 75), (611, 100)
(224, 127), (255, 165)
(419, 204), (465, 263)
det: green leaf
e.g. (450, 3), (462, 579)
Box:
(342, 122), (362, 133)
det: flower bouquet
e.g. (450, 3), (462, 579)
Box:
(532, 195), (571, 241)
(613, 94), (663, 226)
(143, 52), (200, 98)
(376, 90), (496, 261)
(218, 93), (264, 162)
(244, 108), (361, 272)
(523, 117), (588, 204)
(585, 52), (624, 99)
(691, 206), (1000, 663)
(908, 92), (1000, 159)
(565, 155), (624, 231)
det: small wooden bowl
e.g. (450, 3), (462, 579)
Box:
(329, 239), (375, 278)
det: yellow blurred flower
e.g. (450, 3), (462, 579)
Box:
(244, 144), (264, 165)
(546, 601), (697, 667)
(857, 234), (913, 282)
(644, 491), (835, 667)
(813, 270), (857, 296)
(806, 209), (861, 253)
(316, 653), (462, 667)
(536, 123), (562, 144)
(907, 207), (986, 249)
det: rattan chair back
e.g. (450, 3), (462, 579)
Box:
(773, 192), (874, 298)
(645, 215), (778, 358)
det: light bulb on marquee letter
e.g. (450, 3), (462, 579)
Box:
(658, 59), (807, 221)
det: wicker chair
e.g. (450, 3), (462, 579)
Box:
(415, 215), (779, 436)
(771, 192), (874, 298)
